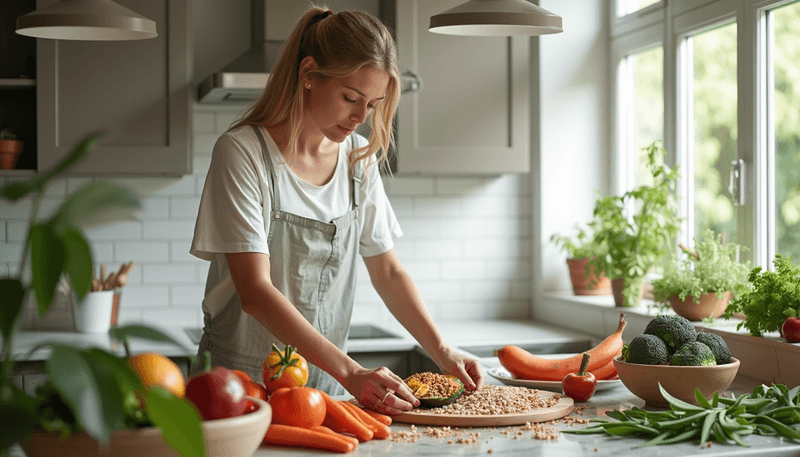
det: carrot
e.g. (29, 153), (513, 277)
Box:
(497, 313), (627, 381)
(363, 408), (392, 426)
(263, 423), (355, 453)
(320, 391), (373, 442)
(311, 425), (360, 448)
(340, 401), (391, 439)
(590, 358), (618, 380)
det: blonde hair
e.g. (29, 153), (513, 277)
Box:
(232, 5), (401, 173)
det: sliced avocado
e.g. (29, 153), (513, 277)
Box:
(417, 376), (464, 408)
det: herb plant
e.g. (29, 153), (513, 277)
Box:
(589, 141), (681, 307)
(550, 225), (607, 260)
(0, 129), (19, 140)
(0, 134), (204, 457)
(652, 229), (751, 305)
(723, 254), (800, 337)
(565, 383), (800, 447)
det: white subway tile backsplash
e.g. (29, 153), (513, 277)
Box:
(115, 242), (170, 262)
(169, 197), (200, 219)
(0, 105), (534, 328)
(139, 198), (170, 219)
(142, 220), (196, 240)
(6, 221), (30, 243)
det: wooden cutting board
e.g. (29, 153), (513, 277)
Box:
(391, 391), (574, 427)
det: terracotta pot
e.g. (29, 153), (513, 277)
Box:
(669, 291), (733, 321)
(0, 139), (23, 170)
(566, 258), (611, 295)
(610, 277), (644, 307)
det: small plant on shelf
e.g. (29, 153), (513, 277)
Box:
(551, 225), (610, 295)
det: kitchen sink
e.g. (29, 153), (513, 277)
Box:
(184, 324), (400, 346)
(457, 339), (593, 358)
(347, 324), (401, 340)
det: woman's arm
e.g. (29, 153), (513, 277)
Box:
(363, 249), (484, 390)
(225, 252), (419, 412)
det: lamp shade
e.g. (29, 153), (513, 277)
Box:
(16, 0), (157, 41)
(429, 0), (562, 36)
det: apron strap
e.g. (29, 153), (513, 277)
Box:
(251, 125), (280, 210)
(350, 134), (363, 211)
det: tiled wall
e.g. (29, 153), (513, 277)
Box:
(3, 104), (533, 330)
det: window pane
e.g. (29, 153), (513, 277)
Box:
(691, 22), (737, 242)
(632, 46), (663, 188)
(617, 0), (660, 17)
(773, 1), (800, 260)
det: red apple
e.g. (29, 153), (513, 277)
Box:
(782, 317), (800, 343)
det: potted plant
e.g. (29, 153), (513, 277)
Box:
(0, 129), (23, 170)
(550, 225), (610, 295)
(652, 229), (751, 321)
(589, 141), (682, 308)
(723, 254), (800, 337)
(0, 134), (206, 456)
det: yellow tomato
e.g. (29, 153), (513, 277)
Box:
(128, 352), (186, 398)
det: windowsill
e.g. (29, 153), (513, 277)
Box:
(534, 291), (800, 385)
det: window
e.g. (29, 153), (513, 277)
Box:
(625, 46), (664, 189)
(611, 0), (800, 270)
(617, 0), (661, 17)
(683, 22), (738, 243)
(770, 1), (800, 261)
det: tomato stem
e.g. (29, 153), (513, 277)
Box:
(203, 350), (212, 371)
(269, 343), (300, 381)
(578, 352), (591, 376)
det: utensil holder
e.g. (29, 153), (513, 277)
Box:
(74, 291), (115, 333)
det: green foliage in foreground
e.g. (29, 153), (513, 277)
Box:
(564, 383), (800, 448)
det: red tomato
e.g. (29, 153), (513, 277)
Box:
(561, 353), (597, 402)
(244, 380), (268, 401)
(268, 387), (326, 428)
(243, 398), (259, 415)
(185, 365), (248, 421)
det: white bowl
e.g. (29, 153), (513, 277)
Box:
(22, 397), (271, 457)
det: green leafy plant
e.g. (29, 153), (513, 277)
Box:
(723, 254), (800, 337)
(0, 134), (203, 457)
(550, 224), (607, 260)
(589, 141), (682, 307)
(652, 229), (752, 306)
(565, 382), (800, 447)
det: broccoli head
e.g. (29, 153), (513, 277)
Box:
(696, 332), (731, 365)
(644, 315), (697, 353)
(669, 342), (717, 366)
(625, 334), (669, 365)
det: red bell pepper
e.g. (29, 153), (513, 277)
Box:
(561, 352), (597, 402)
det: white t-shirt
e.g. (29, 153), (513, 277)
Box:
(190, 125), (402, 317)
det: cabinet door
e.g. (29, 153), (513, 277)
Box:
(394, 0), (530, 174)
(36, 0), (191, 175)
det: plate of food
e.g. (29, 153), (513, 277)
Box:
(487, 366), (622, 391)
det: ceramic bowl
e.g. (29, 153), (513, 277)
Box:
(613, 356), (740, 407)
(22, 397), (271, 457)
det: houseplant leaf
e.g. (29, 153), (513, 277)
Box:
(0, 382), (38, 450)
(58, 228), (93, 302)
(146, 386), (204, 457)
(51, 181), (140, 230)
(29, 224), (65, 316)
(0, 279), (25, 342)
(46, 346), (128, 445)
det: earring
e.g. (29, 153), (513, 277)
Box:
(305, 82), (311, 89)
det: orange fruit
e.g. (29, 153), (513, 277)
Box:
(128, 352), (186, 398)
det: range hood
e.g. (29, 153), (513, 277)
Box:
(197, 1), (420, 104)
(197, 40), (284, 103)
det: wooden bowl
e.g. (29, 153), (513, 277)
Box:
(613, 356), (740, 407)
(22, 397), (271, 457)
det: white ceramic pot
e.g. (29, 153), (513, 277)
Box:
(74, 290), (115, 333)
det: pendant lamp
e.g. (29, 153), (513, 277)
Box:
(429, 0), (562, 36)
(16, 0), (157, 41)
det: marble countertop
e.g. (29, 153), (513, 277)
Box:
(253, 374), (800, 457)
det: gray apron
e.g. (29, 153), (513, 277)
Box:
(192, 125), (362, 396)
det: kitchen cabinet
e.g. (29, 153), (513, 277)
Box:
(390, 0), (530, 174)
(36, 0), (192, 175)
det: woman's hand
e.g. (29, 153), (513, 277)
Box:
(433, 346), (485, 391)
(343, 366), (420, 415)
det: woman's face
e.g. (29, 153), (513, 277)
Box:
(305, 66), (390, 143)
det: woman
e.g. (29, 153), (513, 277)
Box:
(190, 6), (483, 414)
